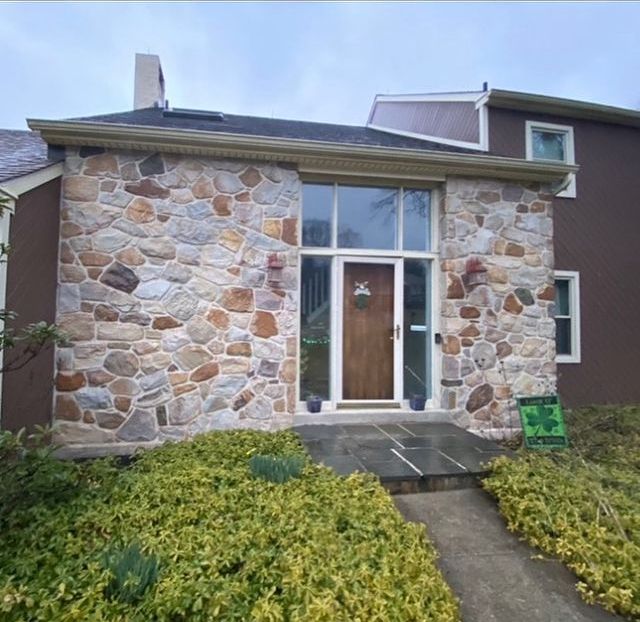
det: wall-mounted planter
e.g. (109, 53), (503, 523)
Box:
(463, 257), (488, 289)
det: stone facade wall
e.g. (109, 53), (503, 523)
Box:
(54, 149), (299, 446)
(439, 177), (556, 434)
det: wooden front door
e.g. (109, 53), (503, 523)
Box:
(342, 262), (395, 400)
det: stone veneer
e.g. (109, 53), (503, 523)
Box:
(439, 177), (557, 434)
(54, 149), (299, 445)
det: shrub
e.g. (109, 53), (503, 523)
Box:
(249, 453), (305, 483)
(0, 430), (459, 621)
(0, 427), (81, 525)
(484, 405), (640, 618)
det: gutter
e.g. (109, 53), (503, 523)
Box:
(477, 89), (640, 128)
(27, 119), (578, 184)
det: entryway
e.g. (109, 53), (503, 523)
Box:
(298, 181), (438, 413)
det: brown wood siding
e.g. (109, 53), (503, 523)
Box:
(371, 101), (479, 143)
(489, 107), (640, 407)
(1, 177), (61, 432)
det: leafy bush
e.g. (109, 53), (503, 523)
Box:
(0, 430), (459, 621)
(484, 405), (640, 618)
(102, 542), (159, 604)
(249, 453), (305, 483)
(0, 427), (81, 525)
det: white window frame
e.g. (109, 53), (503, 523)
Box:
(297, 183), (440, 412)
(525, 120), (576, 198)
(554, 270), (581, 364)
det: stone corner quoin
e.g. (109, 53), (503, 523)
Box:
(54, 149), (299, 446)
(439, 177), (557, 433)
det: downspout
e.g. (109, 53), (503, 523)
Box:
(550, 173), (573, 196)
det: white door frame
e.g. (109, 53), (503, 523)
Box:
(335, 255), (403, 404)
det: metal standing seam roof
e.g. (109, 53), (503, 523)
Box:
(0, 129), (62, 184)
(69, 106), (480, 154)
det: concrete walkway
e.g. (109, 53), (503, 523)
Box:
(395, 489), (622, 622)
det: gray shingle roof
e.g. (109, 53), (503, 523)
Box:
(0, 130), (62, 183)
(72, 107), (478, 154)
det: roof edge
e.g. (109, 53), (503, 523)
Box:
(27, 118), (577, 184)
(478, 89), (640, 128)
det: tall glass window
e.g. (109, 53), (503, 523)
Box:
(302, 184), (333, 247)
(403, 189), (431, 251)
(403, 259), (431, 399)
(300, 257), (332, 399)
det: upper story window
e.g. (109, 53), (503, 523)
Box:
(525, 120), (576, 198)
(554, 270), (581, 364)
(301, 183), (432, 252)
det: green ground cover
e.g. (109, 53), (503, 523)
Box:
(484, 406), (640, 619)
(0, 430), (459, 621)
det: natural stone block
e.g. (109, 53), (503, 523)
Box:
(190, 362), (220, 382)
(221, 287), (254, 312)
(55, 395), (82, 421)
(104, 351), (139, 377)
(503, 293), (523, 315)
(116, 408), (158, 441)
(174, 345), (211, 370)
(63, 176), (99, 201)
(125, 197), (156, 223)
(97, 322), (144, 341)
(164, 287), (199, 320)
(100, 262), (139, 294)
(124, 178), (169, 199)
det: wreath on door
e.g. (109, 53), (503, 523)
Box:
(353, 281), (371, 310)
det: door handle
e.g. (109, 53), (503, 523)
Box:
(390, 324), (400, 340)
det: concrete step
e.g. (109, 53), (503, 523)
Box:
(293, 409), (453, 426)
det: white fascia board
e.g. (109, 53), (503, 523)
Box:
(373, 92), (484, 104)
(367, 123), (485, 151)
(0, 162), (64, 198)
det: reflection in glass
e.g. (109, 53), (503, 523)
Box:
(554, 279), (570, 316)
(403, 259), (431, 399)
(300, 257), (332, 399)
(532, 130), (566, 161)
(403, 189), (431, 251)
(302, 184), (333, 247)
(555, 318), (571, 355)
(337, 185), (397, 249)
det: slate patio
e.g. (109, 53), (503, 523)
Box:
(294, 422), (508, 493)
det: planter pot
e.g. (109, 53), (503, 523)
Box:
(306, 397), (322, 414)
(409, 395), (426, 411)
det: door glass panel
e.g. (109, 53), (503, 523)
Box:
(300, 257), (332, 399)
(302, 184), (333, 247)
(337, 186), (397, 249)
(403, 189), (431, 251)
(532, 129), (566, 162)
(403, 259), (431, 399)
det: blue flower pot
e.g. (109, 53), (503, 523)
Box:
(306, 397), (322, 413)
(409, 395), (426, 411)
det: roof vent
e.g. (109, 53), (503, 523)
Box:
(162, 108), (225, 122)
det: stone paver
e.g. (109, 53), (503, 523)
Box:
(394, 489), (622, 622)
(295, 422), (508, 491)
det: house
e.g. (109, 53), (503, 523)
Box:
(4, 53), (606, 452)
(0, 131), (63, 431)
(369, 89), (640, 407)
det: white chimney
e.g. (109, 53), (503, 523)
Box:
(133, 53), (165, 109)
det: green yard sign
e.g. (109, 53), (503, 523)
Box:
(517, 395), (568, 449)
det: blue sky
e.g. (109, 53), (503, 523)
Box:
(1, 2), (639, 129)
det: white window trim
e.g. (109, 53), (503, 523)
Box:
(554, 270), (581, 364)
(525, 121), (576, 198)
